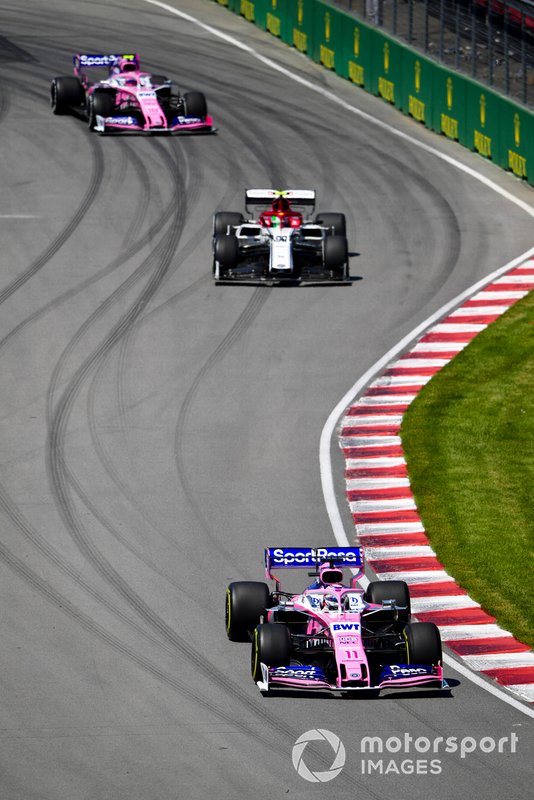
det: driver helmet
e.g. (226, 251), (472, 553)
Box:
(323, 593), (339, 611)
(319, 562), (344, 586)
(119, 57), (139, 73)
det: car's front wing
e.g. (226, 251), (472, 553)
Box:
(256, 663), (446, 694)
(94, 114), (216, 134)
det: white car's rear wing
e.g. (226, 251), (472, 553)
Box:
(245, 189), (316, 209)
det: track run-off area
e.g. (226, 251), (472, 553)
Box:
(0, 0), (532, 797)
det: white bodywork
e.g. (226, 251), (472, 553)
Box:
(269, 228), (294, 272)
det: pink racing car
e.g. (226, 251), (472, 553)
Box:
(50, 53), (215, 134)
(226, 547), (446, 695)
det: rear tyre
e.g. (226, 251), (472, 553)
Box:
(225, 582), (270, 642)
(364, 580), (411, 622)
(251, 624), (291, 681)
(184, 90), (207, 118)
(404, 622), (442, 665)
(150, 73), (168, 86)
(213, 212), (244, 236)
(315, 212), (346, 237)
(51, 76), (85, 114)
(87, 90), (115, 130)
(324, 235), (348, 271)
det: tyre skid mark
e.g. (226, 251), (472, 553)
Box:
(42, 164), (322, 781)
(0, 134), (105, 308)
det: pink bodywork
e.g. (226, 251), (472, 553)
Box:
(268, 588), (370, 688)
(87, 73), (213, 132)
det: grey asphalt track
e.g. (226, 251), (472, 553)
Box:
(0, 1), (532, 798)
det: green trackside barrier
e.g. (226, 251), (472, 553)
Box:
(214, 0), (239, 12)
(401, 49), (448, 133)
(309, 2), (342, 73)
(260, 0), (294, 41)
(212, 0), (534, 186)
(370, 32), (404, 109)
(338, 16), (369, 90)
(497, 98), (533, 181)
(430, 67), (469, 144)
(465, 84), (502, 162)
(285, 0), (316, 54)
(217, 0), (314, 49)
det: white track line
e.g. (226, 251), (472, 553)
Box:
(141, 0), (534, 717)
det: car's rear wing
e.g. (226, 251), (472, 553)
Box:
(265, 546), (364, 584)
(245, 189), (316, 212)
(73, 53), (139, 78)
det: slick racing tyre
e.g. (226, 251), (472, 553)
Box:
(213, 212), (244, 237)
(404, 622), (442, 665)
(324, 235), (348, 272)
(213, 233), (238, 279)
(364, 580), (411, 623)
(87, 90), (115, 130)
(50, 76), (85, 114)
(183, 90), (207, 118)
(226, 581), (270, 642)
(150, 74), (169, 86)
(315, 212), (346, 237)
(251, 624), (291, 682)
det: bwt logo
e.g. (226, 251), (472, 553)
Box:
(292, 729), (346, 783)
(332, 623), (360, 632)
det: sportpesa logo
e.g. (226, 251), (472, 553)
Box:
(292, 729), (346, 783)
(78, 54), (120, 67)
(271, 666), (324, 680)
(270, 547), (362, 567)
(105, 116), (137, 126)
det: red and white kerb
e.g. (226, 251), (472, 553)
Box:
(340, 259), (534, 704)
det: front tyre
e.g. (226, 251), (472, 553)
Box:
(404, 622), (442, 665)
(213, 233), (238, 279)
(184, 90), (207, 118)
(225, 582), (270, 642)
(87, 90), (115, 130)
(251, 624), (291, 682)
(324, 235), (348, 272)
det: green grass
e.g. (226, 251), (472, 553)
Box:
(401, 290), (534, 648)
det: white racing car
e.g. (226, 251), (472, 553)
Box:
(212, 189), (349, 283)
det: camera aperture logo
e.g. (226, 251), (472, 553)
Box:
(292, 730), (519, 781)
(292, 728), (346, 782)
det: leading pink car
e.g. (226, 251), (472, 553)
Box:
(226, 547), (446, 695)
